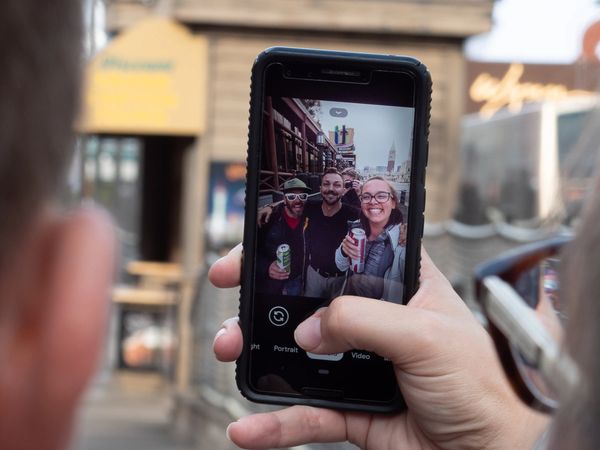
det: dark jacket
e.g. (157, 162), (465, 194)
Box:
(256, 204), (309, 294)
(342, 189), (361, 209)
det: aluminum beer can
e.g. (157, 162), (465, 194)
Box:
(350, 228), (366, 273)
(276, 244), (291, 272)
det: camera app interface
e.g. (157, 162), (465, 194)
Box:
(252, 96), (415, 399)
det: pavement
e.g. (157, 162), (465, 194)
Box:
(73, 371), (197, 450)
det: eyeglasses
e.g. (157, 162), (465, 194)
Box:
(284, 193), (308, 202)
(359, 192), (392, 203)
(474, 235), (580, 413)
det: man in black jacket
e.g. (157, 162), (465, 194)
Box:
(257, 178), (311, 295)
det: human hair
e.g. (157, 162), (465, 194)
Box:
(0, 0), (82, 266)
(550, 171), (600, 449)
(321, 167), (343, 184)
(323, 167), (341, 176)
(341, 167), (359, 180)
(358, 176), (403, 236)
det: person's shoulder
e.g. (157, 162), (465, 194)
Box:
(386, 223), (403, 249)
(340, 203), (360, 218)
(273, 202), (285, 215)
(304, 201), (320, 215)
(387, 222), (401, 236)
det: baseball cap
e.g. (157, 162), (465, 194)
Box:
(281, 178), (311, 193)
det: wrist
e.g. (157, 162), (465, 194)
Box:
(483, 395), (551, 450)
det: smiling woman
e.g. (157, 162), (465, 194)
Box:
(335, 177), (406, 302)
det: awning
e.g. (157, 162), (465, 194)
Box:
(79, 17), (207, 136)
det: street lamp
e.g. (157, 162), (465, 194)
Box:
(316, 131), (329, 170)
(316, 131), (325, 146)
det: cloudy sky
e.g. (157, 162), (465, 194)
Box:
(316, 101), (414, 171)
(466, 0), (600, 63)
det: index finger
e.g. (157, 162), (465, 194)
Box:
(208, 243), (242, 288)
(227, 406), (350, 449)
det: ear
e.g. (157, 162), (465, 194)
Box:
(0, 207), (116, 450)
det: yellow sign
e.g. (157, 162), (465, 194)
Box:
(79, 17), (207, 135)
(469, 63), (592, 118)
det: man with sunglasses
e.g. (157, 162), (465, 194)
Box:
(256, 178), (311, 295)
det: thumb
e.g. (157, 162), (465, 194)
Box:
(294, 248), (478, 364)
(294, 297), (435, 364)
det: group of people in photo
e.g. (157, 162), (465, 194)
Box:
(256, 167), (407, 303)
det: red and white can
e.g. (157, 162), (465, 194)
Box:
(350, 228), (366, 273)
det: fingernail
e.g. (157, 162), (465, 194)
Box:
(225, 422), (233, 441)
(213, 327), (227, 346)
(213, 317), (239, 345)
(228, 243), (243, 256)
(222, 317), (239, 328)
(294, 314), (322, 350)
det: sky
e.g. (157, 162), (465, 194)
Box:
(466, 0), (600, 63)
(316, 101), (414, 170)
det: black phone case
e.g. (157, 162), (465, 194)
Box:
(238, 47), (432, 412)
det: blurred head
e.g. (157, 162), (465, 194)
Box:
(0, 1), (116, 449)
(320, 168), (344, 206)
(0, 0), (81, 262)
(359, 177), (402, 235)
(341, 168), (360, 193)
(341, 168), (359, 181)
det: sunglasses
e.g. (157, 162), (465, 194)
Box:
(284, 193), (308, 201)
(474, 235), (580, 413)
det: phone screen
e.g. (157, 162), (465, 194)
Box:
(247, 62), (418, 406)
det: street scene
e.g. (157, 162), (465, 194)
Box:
(255, 96), (412, 304)
(259, 97), (412, 204)
(73, 1), (596, 450)
(2, 0), (600, 449)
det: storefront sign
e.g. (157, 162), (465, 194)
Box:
(467, 62), (597, 118)
(80, 17), (208, 135)
(206, 162), (246, 250)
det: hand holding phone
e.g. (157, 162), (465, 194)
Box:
(209, 247), (547, 450)
(240, 47), (431, 412)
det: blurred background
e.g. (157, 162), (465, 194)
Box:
(70, 0), (600, 449)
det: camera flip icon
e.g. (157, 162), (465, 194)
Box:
(268, 306), (289, 327)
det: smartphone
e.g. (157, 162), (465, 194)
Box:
(239, 47), (431, 412)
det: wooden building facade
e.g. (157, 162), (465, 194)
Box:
(104, 0), (494, 224)
(97, 0), (494, 431)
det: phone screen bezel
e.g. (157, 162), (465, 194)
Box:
(239, 48), (430, 412)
